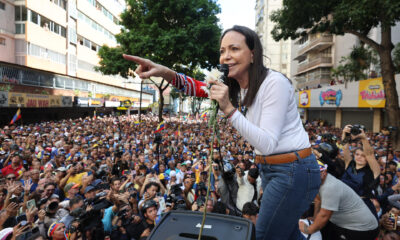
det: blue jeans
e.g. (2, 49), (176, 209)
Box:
(256, 153), (321, 240)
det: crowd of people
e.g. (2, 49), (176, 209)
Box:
(0, 114), (399, 240)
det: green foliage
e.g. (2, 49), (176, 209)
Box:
(271, 0), (400, 41)
(95, 46), (133, 78)
(393, 43), (400, 73)
(331, 45), (379, 82)
(97, 0), (222, 77)
(0, 84), (13, 92)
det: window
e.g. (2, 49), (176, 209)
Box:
(77, 35), (83, 45)
(0, 37), (5, 45)
(84, 38), (90, 48)
(60, 27), (66, 37)
(21, 6), (27, 21)
(15, 23), (25, 34)
(0, 2), (5, 10)
(30, 11), (39, 24)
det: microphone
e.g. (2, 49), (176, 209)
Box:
(218, 64), (229, 83)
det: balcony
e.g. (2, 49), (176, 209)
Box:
(294, 34), (333, 60)
(296, 74), (332, 89)
(296, 57), (332, 75)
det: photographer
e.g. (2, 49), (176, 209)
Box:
(110, 204), (140, 240)
(111, 199), (158, 240)
(60, 196), (84, 228)
(236, 167), (261, 211)
(341, 125), (380, 218)
(166, 184), (188, 211)
(312, 141), (343, 179)
(215, 162), (240, 216)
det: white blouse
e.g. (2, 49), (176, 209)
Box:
(230, 70), (310, 156)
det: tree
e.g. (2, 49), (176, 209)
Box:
(271, 0), (400, 149)
(331, 45), (379, 84)
(393, 43), (400, 73)
(96, 0), (221, 122)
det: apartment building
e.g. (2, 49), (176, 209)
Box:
(255, 0), (292, 78)
(292, 26), (400, 90)
(0, 0), (152, 103)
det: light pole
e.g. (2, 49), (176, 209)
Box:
(139, 80), (143, 122)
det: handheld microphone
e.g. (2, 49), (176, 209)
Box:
(218, 64), (229, 83)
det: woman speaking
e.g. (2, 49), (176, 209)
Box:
(124, 25), (320, 240)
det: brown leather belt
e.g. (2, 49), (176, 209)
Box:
(255, 148), (312, 165)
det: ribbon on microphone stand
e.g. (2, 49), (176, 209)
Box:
(198, 64), (229, 240)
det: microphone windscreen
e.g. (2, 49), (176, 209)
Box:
(218, 64), (229, 77)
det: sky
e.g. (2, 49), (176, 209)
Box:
(217, 0), (256, 31)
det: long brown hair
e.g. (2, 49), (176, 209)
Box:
(220, 25), (268, 108)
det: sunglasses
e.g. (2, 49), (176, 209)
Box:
(7, 177), (16, 180)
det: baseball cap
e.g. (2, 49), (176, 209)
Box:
(64, 183), (80, 192)
(91, 179), (103, 187)
(56, 167), (67, 172)
(84, 186), (96, 194)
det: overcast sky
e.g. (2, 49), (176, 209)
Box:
(217, 0), (256, 31)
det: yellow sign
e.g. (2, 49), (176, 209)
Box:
(49, 96), (62, 107)
(298, 90), (310, 108)
(8, 92), (26, 107)
(358, 78), (385, 108)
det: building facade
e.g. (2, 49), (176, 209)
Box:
(255, 0), (292, 78)
(0, 0), (153, 124)
(292, 26), (400, 90)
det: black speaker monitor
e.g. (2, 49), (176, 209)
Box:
(147, 211), (254, 240)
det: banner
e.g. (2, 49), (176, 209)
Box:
(319, 89), (342, 107)
(298, 90), (310, 108)
(8, 92), (26, 107)
(358, 77), (385, 108)
(0, 91), (8, 107)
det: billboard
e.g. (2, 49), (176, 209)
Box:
(358, 77), (385, 108)
(298, 90), (310, 108)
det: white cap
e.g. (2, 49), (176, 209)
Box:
(170, 171), (176, 177)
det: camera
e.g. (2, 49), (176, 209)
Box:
(166, 184), (187, 210)
(46, 201), (59, 213)
(236, 166), (244, 176)
(350, 124), (365, 136)
(196, 196), (206, 207)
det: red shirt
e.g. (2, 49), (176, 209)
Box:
(1, 164), (23, 177)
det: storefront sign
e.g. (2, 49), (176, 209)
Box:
(298, 90), (310, 108)
(25, 94), (50, 107)
(61, 96), (73, 107)
(121, 100), (132, 108)
(105, 101), (120, 107)
(0, 91), (8, 107)
(319, 89), (342, 106)
(358, 78), (385, 108)
(75, 97), (89, 107)
(89, 98), (103, 107)
(8, 92), (26, 107)
(49, 96), (62, 107)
